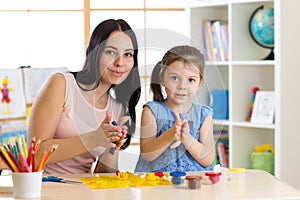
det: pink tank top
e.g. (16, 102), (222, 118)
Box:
(44, 73), (123, 174)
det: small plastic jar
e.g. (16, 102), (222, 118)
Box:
(185, 175), (202, 189)
(229, 168), (246, 182)
(205, 171), (222, 184)
(170, 172), (186, 186)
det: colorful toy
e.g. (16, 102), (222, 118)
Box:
(254, 143), (274, 153)
(246, 87), (260, 121)
(0, 76), (14, 114)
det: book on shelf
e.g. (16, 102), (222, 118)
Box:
(220, 23), (229, 61)
(202, 20), (212, 60)
(217, 142), (228, 168)
(211, 21), (225, 61)
(202, 19), (229, 61)
(214, 130), (229, 167)
(203, 19), (216, 61)
(210, 21), (221, 61)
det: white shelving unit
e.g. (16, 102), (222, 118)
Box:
(186, 0), (276, 171)
(187, 1), (300, 190)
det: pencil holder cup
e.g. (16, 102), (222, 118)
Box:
(12, 170), (43, 199)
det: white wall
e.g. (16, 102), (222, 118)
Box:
(118, 145), (140, 172)
(278, 0), (300, 190)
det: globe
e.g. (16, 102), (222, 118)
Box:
(249, 5), (274, 60)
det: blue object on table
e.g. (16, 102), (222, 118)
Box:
(42, 176), (64, 182)
(42, 176), (81, 184)
(109, 121), (118, 155)
(170, 171), (186, 185)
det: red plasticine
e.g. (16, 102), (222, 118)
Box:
(205, 172), (222, 184)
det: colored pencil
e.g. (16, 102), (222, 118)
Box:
(7, 150), (23, 172)
(17, 135), (24, 156)
(42, 146), (52, 169)
(0, 146), (18, 172)
(37, 150), (46, 171)
(31, 136), (36, 148)
(42, 144), (58, 169)
(12, 144), (18, 162)
(18, 153), (30, 172)
(27, 143), (34, 167)
(0, 151), (13, 171)
(32, 150), (36, 172)
(21, 135), (28, 159)
(6, 143), (13, 152)
(15, 139), (21, 154)
(34, 139), (41, 153)
(0, 137), (58, 173)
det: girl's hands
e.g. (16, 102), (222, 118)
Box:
(173, 111), (182, 141)
(181, 116), (192, 145)
(169, 111), (183, 149)
(170, 111), (192, 149)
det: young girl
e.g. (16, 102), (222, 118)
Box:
(135, 45), (215, 172)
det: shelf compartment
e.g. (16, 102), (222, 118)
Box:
(231, 1), (274, 61)
(189, 5), (228, 60)
(231, 65), (274, 122)
(231, 126), (274, 168)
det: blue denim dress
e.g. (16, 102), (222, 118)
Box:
(135, 101), (214, 172)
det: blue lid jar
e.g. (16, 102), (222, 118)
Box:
(170, 172), (186, 185)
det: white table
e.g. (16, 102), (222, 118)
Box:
(1, 170), (300, 200)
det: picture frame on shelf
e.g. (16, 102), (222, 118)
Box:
(251, 91), (275, 124)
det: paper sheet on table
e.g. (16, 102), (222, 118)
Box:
(80, 172), (171, 189)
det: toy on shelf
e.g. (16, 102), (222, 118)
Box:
(245, 87), (260, 121)
(0, 76), (14, 114)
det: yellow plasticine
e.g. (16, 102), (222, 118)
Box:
(145, 173), (159, 181)
(80, 172), (171, 189)
(127, 172), (145, 186)
(80, 176), (129, 189)
(117, 171), (129, 180)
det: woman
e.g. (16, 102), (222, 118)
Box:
(28, 19), (141, 174)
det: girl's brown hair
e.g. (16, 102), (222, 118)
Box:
(150, 45), (205, 101)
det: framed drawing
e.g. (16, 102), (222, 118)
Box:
(0, 69), (26, 119)
(251, 91), (275, 124)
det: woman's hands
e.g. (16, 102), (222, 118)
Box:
(99, 111), (129, 149)
(94, 112), (129, 173)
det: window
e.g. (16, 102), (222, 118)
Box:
(0, 0), (187, 133)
